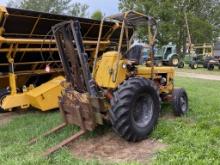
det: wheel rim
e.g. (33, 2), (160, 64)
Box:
(158, 62), (162, 66)
(172, 58), (179, 65)
(132, 94), (154, 128)
(194, 64), (198, 68)
(180, 96), (187, 113)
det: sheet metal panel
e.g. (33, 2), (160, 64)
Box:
(0, 7), (133, 88)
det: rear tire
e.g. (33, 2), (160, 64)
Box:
(110, 77), (160, 142)
(178, 61), (184, 68)
(190, 61), (198, 69)
(203, 56), (212, 68)
(207, 63), (214, 70)
(172, 88), (188, 116)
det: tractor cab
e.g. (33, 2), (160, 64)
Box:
(93, 11), (162, 88)
(155, 42), (180, 66)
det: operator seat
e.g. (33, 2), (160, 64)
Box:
(124, 45), (144, 64)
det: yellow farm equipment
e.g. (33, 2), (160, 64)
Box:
(1, 76), (64, 111)
(29, 11), (189, 156)
(0, 6), (126, 111)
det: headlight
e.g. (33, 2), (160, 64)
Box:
(122, 63), (127, 69)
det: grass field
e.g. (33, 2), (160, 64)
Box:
(0, 77), (220, 165)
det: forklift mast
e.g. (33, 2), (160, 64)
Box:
(52, 21), (97, 96)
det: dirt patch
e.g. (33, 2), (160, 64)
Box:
(176, 71), (220, 81)
(70, 131), (167, 164)
(160, 112), (176, 120)
(0, 111), (25, 125)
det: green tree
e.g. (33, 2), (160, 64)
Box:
(68, 2), (89, 17)
(7, 0), (89, 17)
(118, 0), (220, 53)
(91, 10), (103, 20)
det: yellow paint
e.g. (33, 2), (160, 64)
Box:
(137, 66), (175, 77)
(0, 36), (110, 45)
(137, 66), (174, 93)
(1, 93), (30, 110)
(95, 51), (175, 94)
(1, 76), (64, 111)
(9, 73), (17, 94)
(94, 51), (127, 88)
(0, 6), (7, 36)
(95, 51), (175, 93)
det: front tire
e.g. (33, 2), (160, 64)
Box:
(190, 61), (198, 69)
(110, 77), (160, 142)
(172, 88), (188, 116)
(178, 61), (184, 68)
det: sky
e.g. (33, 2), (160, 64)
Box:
(0, 0), (119, 16)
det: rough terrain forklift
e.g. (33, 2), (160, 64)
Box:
(31, 11), (188, 156)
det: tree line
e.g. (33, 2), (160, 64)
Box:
(7, 0), (103, 20)
(119, 0), (220, 53)
(8, 0), (220, 53)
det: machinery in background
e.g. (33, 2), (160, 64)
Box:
(182, 12), (216, 70)
(0, 6), (128, 111)
(184, 43), (214, 69)
(206, 41), (220, 70)
(154, 42), (183, 67)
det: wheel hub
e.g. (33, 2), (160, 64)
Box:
(180, 96), (187, 113)
(132, 94), (154, 128)
(172, 58), (179, 65)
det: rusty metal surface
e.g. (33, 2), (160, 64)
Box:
(60, 89), (97, 131)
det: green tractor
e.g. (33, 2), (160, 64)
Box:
(155, 42), (183, 67)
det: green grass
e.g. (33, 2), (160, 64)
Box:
(175, 66), (220, 76)
(152, 77), (220, 165)
(0, 77), (220, 164)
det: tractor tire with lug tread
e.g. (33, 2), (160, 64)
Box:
(203, 56), (213, 68)
(207, 63), (214, 70)
(109, 77), (160, 142)
(178, 61), (184, 68)
(169, 55), (179, 67)
(172, 88), (188, 116)
(0, 89), (10, 113)
(190, 61), (198, 69)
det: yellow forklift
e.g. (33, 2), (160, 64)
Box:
(30, 11), (188, 156)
